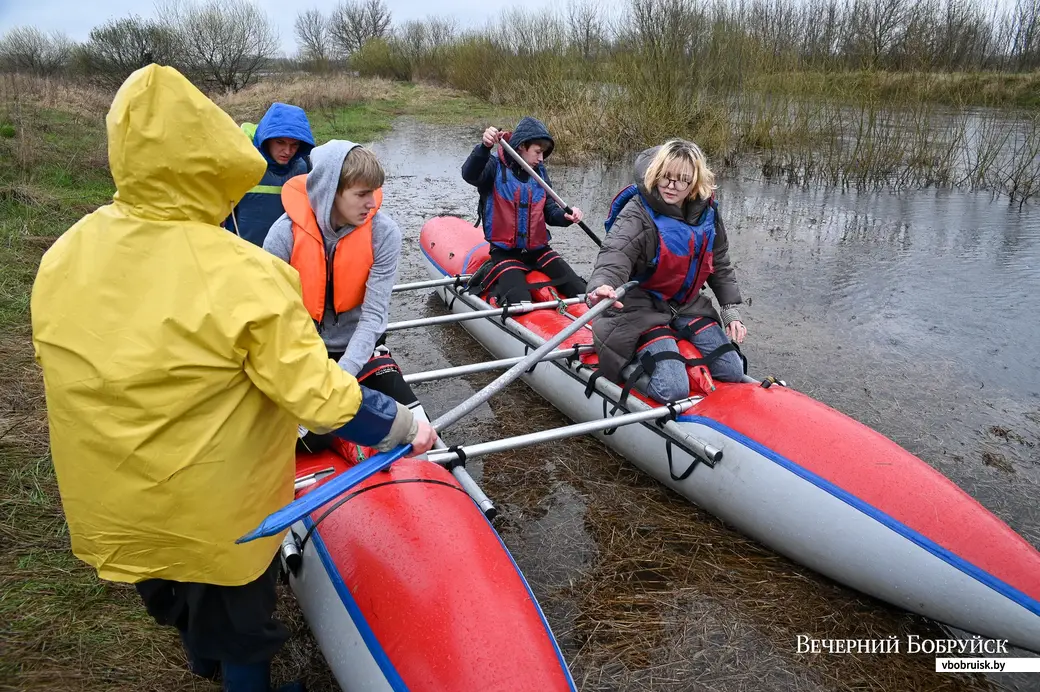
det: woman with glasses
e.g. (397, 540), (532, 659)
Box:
(584, 139), (747, 403)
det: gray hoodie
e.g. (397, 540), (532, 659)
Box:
(264, 140), (402, 376)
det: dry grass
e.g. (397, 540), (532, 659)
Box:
(214, 74), (398, 124)
(0, 73), (112, 121)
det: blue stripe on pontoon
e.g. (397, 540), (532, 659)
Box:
(304, 519), (410, 691)
(676, 414), (1040, 618)
(479, 512), (579, 690)
(461, 241), (489, 275)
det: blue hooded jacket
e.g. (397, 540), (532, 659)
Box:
(227, 103), (315, 246)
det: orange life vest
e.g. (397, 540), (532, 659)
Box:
(281, 174), (381, 323)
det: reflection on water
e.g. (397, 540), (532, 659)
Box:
(362, 119), (1040, 691)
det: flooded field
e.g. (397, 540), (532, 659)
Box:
(281, 118), (1040, 692)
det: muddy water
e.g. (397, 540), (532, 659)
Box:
(298, 119), (1040, 691)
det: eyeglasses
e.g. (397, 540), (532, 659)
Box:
(661, 175), (692, 191)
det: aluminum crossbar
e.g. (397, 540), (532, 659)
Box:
(385, 297), (583, 332)
(403, 345), (595, 384)
(392, 275), (472, 293)
(424, 397), (720, 465)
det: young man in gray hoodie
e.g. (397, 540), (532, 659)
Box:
(264, 141), (418, 423)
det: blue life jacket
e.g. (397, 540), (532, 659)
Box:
(228, 103), (314, 246)
(482, 145), (550, 251)
(604, 185), (717, 304)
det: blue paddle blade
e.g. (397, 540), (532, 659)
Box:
(237, 444), (413, 543)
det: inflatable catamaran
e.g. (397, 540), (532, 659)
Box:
(281, 408), (577, 691)
(411, 214), (1040, 654)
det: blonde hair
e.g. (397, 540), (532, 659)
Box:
(338, 146), (385, 192)
(643, 139), (716, 202)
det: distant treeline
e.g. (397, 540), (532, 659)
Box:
(3, 0), (1040, 96)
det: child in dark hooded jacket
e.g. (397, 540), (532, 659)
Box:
(461, 116), (587, 305)
(226, 102), (315, 246)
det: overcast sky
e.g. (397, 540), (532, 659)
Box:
(0, 0), (561, 55)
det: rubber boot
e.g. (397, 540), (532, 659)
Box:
(221, 660), (305, 692)
(222, 660), (269, 692)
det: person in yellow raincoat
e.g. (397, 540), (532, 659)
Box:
(30, 64), (436, 692)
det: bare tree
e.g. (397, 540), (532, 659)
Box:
(295, 9), (333, 69)
(77, 16), (182, 87)
(1009, 0), (1040, 69)
(160, 0), (279, 92)
(0, 26), (75, 75)
(800, 0), (847, 67)
(329, 0), (392, 57)
(567, 0), (605, 60)
(844, 0), (915, 67)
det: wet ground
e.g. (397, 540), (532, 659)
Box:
(286, 119), (1040, 691)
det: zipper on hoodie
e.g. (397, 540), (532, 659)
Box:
(326, 243), (339, 326)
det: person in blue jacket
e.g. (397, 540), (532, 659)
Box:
(226, 103), (315, 246)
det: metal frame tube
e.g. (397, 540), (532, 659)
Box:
(439, 283), (723, 465)
(429, 281), (637, 432)
(403, 346), (595, 384)
(392, 275), (472, 293)
(425, 398), (705, 465)
(385, 297), (583, 332)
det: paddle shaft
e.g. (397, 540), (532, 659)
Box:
(497, 137), (603, 247)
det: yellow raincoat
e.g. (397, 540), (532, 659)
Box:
(31, 65), (369, 586)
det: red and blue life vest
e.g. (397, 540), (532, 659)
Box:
(481, 145), (550, 251)
(604, 185), (717, 304)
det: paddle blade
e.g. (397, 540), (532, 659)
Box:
(237, 444), (413, 543)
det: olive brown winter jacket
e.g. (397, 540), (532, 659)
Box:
(586, 146), (743, 382)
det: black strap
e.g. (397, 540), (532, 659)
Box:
(666, 441), (699, 481)
(584, 370), (604, 399)
(634, 325), (678, 350)
(565, 343), (584, 367)
(674, 316), (717, 342)
(602, 398), (618, 435)
(522, 275), (570, 291)
(446, 446), (467, 470)
(616, 342), (738, 409)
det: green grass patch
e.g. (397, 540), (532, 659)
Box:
(310, 101), (396, 144)
(309, 84), (518, 144)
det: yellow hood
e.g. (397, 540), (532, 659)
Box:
(108, 64), (265, 225)
(31, 65), (369, 586)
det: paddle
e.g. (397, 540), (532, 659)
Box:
(237, 280), (637, 543)
(497, 136), (603, 248)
